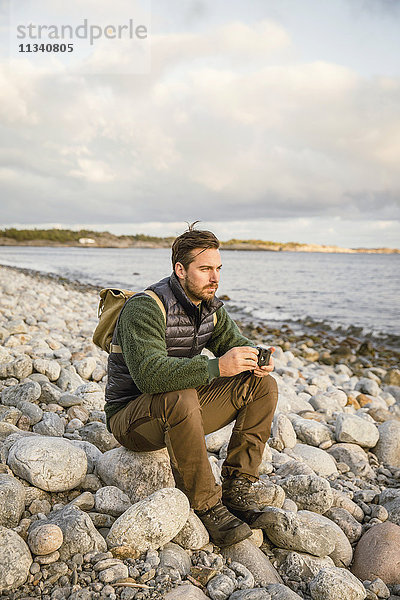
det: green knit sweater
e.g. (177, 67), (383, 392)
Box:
(104, 295), (253, 425)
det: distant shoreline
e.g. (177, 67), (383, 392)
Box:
(0, 239), (398, 254)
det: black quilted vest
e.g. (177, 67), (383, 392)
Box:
(105, 273), (223, 405)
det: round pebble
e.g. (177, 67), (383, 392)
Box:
(27, 524), (64, 556)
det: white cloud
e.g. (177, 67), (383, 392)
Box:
(0, 12), (399, 237)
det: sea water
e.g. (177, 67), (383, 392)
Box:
(1, 246), (399, 339)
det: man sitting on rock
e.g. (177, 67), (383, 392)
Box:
(104, 223), (278, 547)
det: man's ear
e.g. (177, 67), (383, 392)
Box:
(174, 262), (186, 280)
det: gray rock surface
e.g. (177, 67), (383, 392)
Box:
(0, 526), (32, 593)
(309, 567), (366, 600)
(378, 489), (400, 526)
(206, 423), (234, 453)
(328, 443), (375, 479)
(97, 446), (174, 503)
(79, 421), (119, 453)
(279, 551), (335, 585)
(229, 590), (271, 600)
(172, 510), (209, 549)
(159, 542), (191, 576)
(164, 583), (209, 599)
(266, 583), (304, 599)
(7, 435), (87, 491)
(1, 381), (41, 406)
(68, 440), (102, 473)
(373, 420), (400, 467)
(107, 488), (190, 553)
(325, 507), (363, 543)
(33, 411), (65, 436)
(94, 485), (131, 516)
(0, 473), (25, 527)
(271, 413), (297, 450)
(74, 382), (105, 411)
(221, 539), (282, 586)
(291, 444), (338, 477)
(280, 474), (333, 513)
(289, 414), (332, 447)
(29, 505), (106, 560)
(207, 573), (235, 599)
(335, 413), (379, 448)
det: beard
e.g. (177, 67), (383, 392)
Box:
(183, 276), (218, 305)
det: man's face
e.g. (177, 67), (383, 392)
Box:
(175, 247), (222, 305)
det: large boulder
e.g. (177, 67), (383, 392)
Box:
(29, 505), (106, 560)
(0, 526), (32, 593)
(97, 446), (174, 503)
(107, 488), (190, 553)
(7, 436), (87, 491)
(351, 521), (400, 584)
(0, 473), (25, 527)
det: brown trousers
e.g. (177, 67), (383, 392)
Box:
(109, 372), (278, 511)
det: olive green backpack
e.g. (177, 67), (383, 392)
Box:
(93, 288), (166, 353)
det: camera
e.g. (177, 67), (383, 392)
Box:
(256, 346), (271, 367)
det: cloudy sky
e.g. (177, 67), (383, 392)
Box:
(1, 0), (399, 248)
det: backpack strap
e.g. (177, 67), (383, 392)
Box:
(110, 290), (167, 354)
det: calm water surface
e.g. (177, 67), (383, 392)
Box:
(0, 246), (399, 338)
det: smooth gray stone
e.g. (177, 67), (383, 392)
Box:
(17, 400), (43, 425)
(78, 421), (119, 453)
(0, 474), (25, 527)
(222, 539), (282, 586)
(266, 584), (304, 600)
(33, 411), (65, 437)
(159, 542), (191, 576)
(230, 589), (271, 600)
(7, 435), (87, 492)
(0, 526), (32, 593)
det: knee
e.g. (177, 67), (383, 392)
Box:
(164, 388), (200, 421)
(257, 374), (278, 404)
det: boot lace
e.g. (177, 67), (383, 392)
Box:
(227, 477), (256, 508)
(205, 501), (235, 526)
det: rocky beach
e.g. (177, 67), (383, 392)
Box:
(0, 263), (399, 600)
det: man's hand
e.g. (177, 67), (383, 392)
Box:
(253, 347), (275, 378)
(218, 346), (258, 377)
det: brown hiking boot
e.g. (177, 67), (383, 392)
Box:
(222, 476), (270, 529)
(195, 500), (252, 547)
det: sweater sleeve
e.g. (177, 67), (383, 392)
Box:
(116, 295), (214, 394)
(206, 306), (255, 357)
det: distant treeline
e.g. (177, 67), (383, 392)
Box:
(0, 228), (294, 247)
(0, 228), (174, 244)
